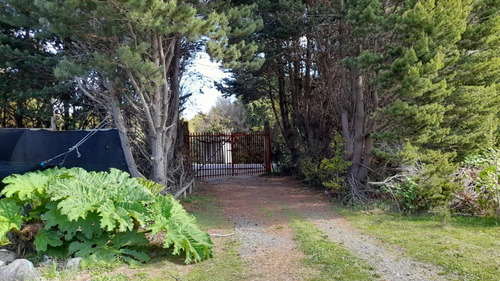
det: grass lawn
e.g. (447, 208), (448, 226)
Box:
(290, 219), (376, 281)
(182, 195), (246, 281)
(338, 207), (500, 281)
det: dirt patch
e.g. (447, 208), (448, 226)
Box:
(194, 175), (454, 281)
(198, 176), (317, 280)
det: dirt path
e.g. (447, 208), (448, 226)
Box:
(195, 175), (453, 281)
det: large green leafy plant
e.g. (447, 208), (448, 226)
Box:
(0, 167), (212, 264)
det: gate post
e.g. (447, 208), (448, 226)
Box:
(231, 133), (235, 176)
(265, 130), (271, 173)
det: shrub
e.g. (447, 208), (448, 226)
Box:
(381, 178), (420, 212)
(0, 167), (213, 265)
(380, 143), (460, 212)
(319, 133), (351, 192)
(450, 149), (500, 216)
(474, 149), (500, 216)
(297, 156), (322, 187)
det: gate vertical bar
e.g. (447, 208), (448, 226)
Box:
(253, 133), (256, 174)
(200, 132), (204, 178)
(198, 132), (202, 178)
(256, 132), (260, 173)
(195, 132), (199, 178)
(208, 132), (212, 178)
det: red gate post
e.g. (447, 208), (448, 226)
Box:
(265, 130), (271, 174)
(231, 133), (235, 176)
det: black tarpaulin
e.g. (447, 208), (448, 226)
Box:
(0, 128), (129, 183)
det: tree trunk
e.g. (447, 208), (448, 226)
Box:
(344, 68), (372, 183)
(109, 93), (143, 178)
(146, 36), (182, 187)
(277, 66), (300, 165)
(150, 132), (167, 186)
(166, 38), (182, 165)
(15, 101), (24, 128)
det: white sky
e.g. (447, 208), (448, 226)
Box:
(181, 52), (231, 120)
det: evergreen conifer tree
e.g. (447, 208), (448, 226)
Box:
(31, 0), (261, 185)
(374, 0), (500, 208)
(0, 0), (66, 128)
(444, 0), (500, 154)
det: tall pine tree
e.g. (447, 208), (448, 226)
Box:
(374, 0), (500, 208)
(0, 0), (65, 128)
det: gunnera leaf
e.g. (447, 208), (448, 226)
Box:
(1, 168), (65, 202)
(148, 195), (213, 264)
(42, 201), (101, 240)
(48, 168), (154, 231)
(111, 229), (150, 248)
(119, 249), (150, 264)
(34, 228), (64, 252)
(68, 232), (110, 258)
(98, 201), (134, 232)
(68, 230), (151, 265)
(137, 177), (165, 194)
(0, 199), (23, 245)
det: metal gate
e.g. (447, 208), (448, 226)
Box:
(188, 131), (271, 179)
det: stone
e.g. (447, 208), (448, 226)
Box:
(0, 249), (16, 264)
(0, 259), (41, 281)
(65, 257), (83, 270)
(38, 255), (54, 266)
(0, 260), (5, 268)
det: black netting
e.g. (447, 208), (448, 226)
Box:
(0, 128), (129, 185)
(0, 161), (41, 181)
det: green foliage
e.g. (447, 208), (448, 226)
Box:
(0, 199), (23, 244)
(296, 156), (321, 187)
(433, 205), (452, 226)
(189, 97), (250, 133)
(395, 144), (460, 211)
(207, 2), (264, 70)
(382, 178), (420, 213)
(136, 178), (165, 194)
(0, 0), (96, 129)
(295, 135), (349, 188)
(376, 0), (500, 166)
(474, 149), (500, 216)
(148, 195), (213, 264)
(319, 133), (351, 191)
(0, 167), (213, 264)
(462, 153), (490, 168)
(245, 97), (274, 131)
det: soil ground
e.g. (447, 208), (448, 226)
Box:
(192, 175), (454, 281)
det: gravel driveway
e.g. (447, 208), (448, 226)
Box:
(195, 175), (454, 281)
